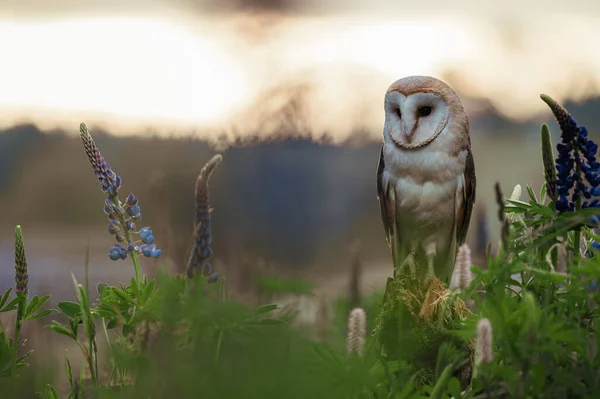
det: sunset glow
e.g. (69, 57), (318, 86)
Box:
(1, 6), (599, 139)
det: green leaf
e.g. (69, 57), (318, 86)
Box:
(64, 351), (74, 390)
(97, 282), (108, 296)
(30, 309), (57, 320)
(106, 318), (118, 329)
(0, 289), (12, 309)
(142, 279), (156, 302)
(526, 185), (538, 203)
(16, 349), (33, 365)
(72, 274), (94, 341)
(252, 304), (278, 316)
(96, 302), (118, 319)
(0, 297), (20, 313)
(506, 199), (531, 208)
(46, 384), (59, 399)
(58, 301), (82, 318)
(24, 294), (51, 320)
(112, 287), (135, 304)
(0, 331), (12, 371)
(447, 377), (462, 398)
(25, 295), (40, 316)
(47, 322), (77, 340)
(429, 364), (453, 399)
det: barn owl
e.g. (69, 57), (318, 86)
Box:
(376, 76), (476, 285)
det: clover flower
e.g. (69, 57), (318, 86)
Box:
(456, 243), (473, 292)
(476, 318), (493, 365)
(347, 307), (367, 356)
(540, 95), (600, 214)
(79, 123), (161, 261)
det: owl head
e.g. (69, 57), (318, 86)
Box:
(383, 76), (469, 149)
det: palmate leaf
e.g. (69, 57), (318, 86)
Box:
(505, 199), (554, 218)
(510, 208), (600, 252)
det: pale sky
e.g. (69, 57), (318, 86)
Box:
(1, 0), (600, 140)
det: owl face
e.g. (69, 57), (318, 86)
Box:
(383, 90), (450, 148)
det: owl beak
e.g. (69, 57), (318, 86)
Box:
(401, 120), (418, 143)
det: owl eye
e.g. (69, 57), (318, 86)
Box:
(418, 106), (432, 117)
(396, 108), (402, 118)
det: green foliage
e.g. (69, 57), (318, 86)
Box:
(256, 275), (314, 296)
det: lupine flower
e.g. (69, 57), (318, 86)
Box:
(79, 123), (161, 261)
(541, 124), (558, 202)
(475, 207), (489, 261)
(79, 124), (121, 195)
(495, 182), (509, 250)
(207, 272), (219, 283)
(346, 307), (367, 356)
(476, 318), (493, 365)
(14, 225), (28, 295)
(540, 95), (600, 214)
(186, 154), (222, 283)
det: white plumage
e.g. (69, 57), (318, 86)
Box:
(377, 76), (476, 284)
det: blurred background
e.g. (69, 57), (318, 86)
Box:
(0, 0), (599, 305)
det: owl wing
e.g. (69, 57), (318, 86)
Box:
(376, 144), (394, 246)
(455, 147), (476, 245)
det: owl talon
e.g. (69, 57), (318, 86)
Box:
(404, 252), (417, 276)
(426, 243), (437, 279)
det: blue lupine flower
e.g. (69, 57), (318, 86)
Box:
(108, 223), (119, 235)
(109, 244), (128, 261)
(79, 123), (161, 262)
(207, 272), (219, 283)
(139, 243), (161, 258)
(139, 227), (151, 238)
(126, 193), (138, 206)
(541, 95), (600, 217)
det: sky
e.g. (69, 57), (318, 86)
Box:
(1, 0), (600, 140)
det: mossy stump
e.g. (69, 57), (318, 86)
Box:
(373, 268), (474, 388)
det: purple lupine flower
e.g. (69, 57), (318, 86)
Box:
(80, 124), (120, 195)
(14, 225), (28, 295)
(79, 123), (161, 261)
(540, 95), (600, 217)
(186, 155), (222, 284)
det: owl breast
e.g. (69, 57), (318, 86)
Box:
(382, 143), (467, 238)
